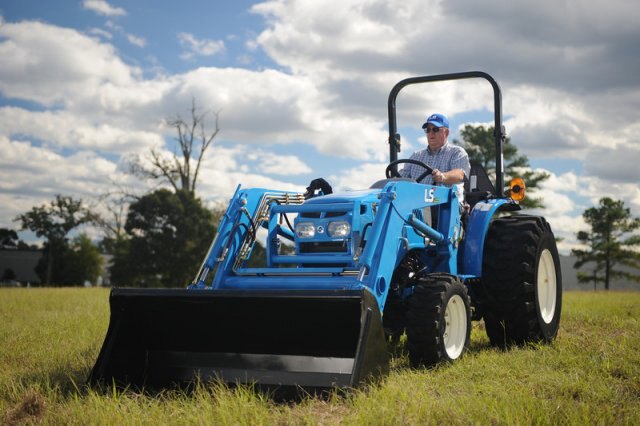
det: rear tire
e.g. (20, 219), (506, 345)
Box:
(406, 274), (471, 367)
(481, 215), (562, 346)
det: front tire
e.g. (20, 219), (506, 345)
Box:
(481, 215), (562, 346)
(406, 274), (471, 367)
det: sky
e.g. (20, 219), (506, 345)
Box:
(1, 0), (639, 254)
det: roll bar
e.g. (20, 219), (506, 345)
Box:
(387, 71), (505, 197)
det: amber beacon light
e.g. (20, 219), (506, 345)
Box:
(509, 177), (526, 202)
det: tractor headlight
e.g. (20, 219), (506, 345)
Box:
(295, 222), (316, 238)
(327, 221), (350, 238)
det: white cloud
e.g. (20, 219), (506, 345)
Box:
(0, 137), (129, 228)
(88, 27), (113, 40)
(82, 0), (126, 17)
(0, 21), (139, 106)
(0, 20), (383, 187)
(104, 19), (122, 31)
(536, 171), (580, 194)
(249, 0), (640, 186)
(549, 215), (588, 255)
(247, 151), (312, 175)
(583, 142), (640, 183)
(126, 33), (146, 48)
(575, 177), (640, 218)
(195, 145), (303, 200)
(252, 0), (428, 74)
(527, 169), (640, 254)
(0, 107), (163, 153)
(235, 54), (253, 66)
(159, 67), (387, 160)
(99, 20), (146, 49)
(178, 33), (225, 60)
(330, 162), (388, 191)
(529, 188), (577, 218)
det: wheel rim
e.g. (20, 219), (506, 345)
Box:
(444, 294), (467, 359)
(537, 249), (557, 324)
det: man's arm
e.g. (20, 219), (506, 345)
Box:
(432, 168), (465, 185)
(432, 146), (469, 184)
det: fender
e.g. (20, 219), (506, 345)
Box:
(462, 198), (520, 277)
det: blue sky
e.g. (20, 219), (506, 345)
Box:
(2, 1), (272, 73)
(1, 0), (639, 254)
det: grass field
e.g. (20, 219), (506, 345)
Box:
(1, 288), (639, 425)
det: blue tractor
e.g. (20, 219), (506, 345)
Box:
(90, 72), (562, 392)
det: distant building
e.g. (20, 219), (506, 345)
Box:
(0, 250), (113, 286)
(0, 250), (41, 285)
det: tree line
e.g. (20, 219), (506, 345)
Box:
(4, 100), (221, 287)
(2, 106), (639, 289)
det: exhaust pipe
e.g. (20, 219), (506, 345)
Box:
(89, 288), (389, 392)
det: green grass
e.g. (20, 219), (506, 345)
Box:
(1, 288), (639, 424)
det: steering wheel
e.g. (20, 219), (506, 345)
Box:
(385, 159), (434, 183)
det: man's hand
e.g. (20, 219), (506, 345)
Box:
(432, 168), (464, 185)
(432, 169), (446, 184)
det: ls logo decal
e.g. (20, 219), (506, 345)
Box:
(425, 188), (435, 203)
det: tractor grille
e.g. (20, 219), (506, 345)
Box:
(299, 211), (348, 218)
(299, 241), (349, 253)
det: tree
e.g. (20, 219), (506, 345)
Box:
(95, 192), (130, 261)
(15, 195), (97, 285)
(111, 189), (215, 287)
(31, 234), (102, 286)
(0, 228), (19, 249)
(107, 235), (132, 286)
(2, 268), (16, 281)
(34, 241), (68, 285)
(62, 234), (103, 285)
(571, 197), (640, 290)
(96, 193), (128, 244)
(453, 125), (550, 209)
(0, 228), (37, 250)
(130, 98), (220, 195)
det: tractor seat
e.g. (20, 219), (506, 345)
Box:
(463, 163), (495, 207)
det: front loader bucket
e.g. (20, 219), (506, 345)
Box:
(89, 288), (389, 393)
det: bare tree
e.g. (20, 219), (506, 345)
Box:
(131, 98), (220, 195)
(95, 192), (129, 242)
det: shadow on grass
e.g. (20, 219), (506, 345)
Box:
(16, 363), (90, 397)
(386, 328), (548, 373)
(84, 376), (353, 404)
(22, 330), (546, 406)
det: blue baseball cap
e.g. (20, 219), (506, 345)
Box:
(422, 113), (449, 129)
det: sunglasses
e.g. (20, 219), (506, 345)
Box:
(424, 127), (444, 134)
